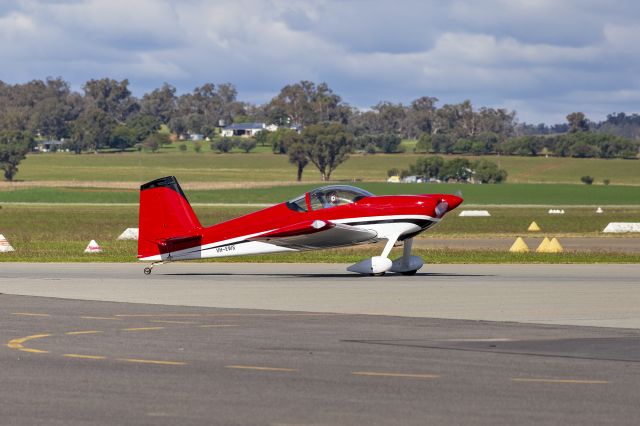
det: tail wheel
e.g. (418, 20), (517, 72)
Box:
(143, 267), (152, 275)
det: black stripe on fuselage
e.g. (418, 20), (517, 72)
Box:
(341, 218), (435, 227)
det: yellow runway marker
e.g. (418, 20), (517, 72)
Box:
(151, 320), (197, 324)
(512, 378), (609, 384)
(353, 371), (440, 379)
(12, 312), (51, 317)
(117, 358), (187, 366)
(226, 365), (297, 372)
(200, 324), (240, 328)
(121, 327), (164, 331)
(7, 333), (51, 353)
(64, 354), (106, 360)
(80, 316), (122, 321)
(65, 331), (102, 335)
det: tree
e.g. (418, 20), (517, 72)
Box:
(268, 128), (299, 154)
(403, 96), (438, 139)
(142, 136), (160, 153)
(439, 158), (473, 182)
(125, 114), (162, 145)
(142, 133), (170, 153)
(286, 135), (308, 181)
(266, 81), (350, 127)
(580, 175), (594, 185)
(415, 134), (432, 153)
(409, 156), (444, 179)
(140, 83), (176, 124)
(473, 159), (507, 183)
(211, 137), (235, 153)
(300, 123), (353, 181)
(109, 125), (138, 151)
(0, 130), (33, 181)
(255, 129), (268, 147)
(567, 112), (589, 133)
(70, 106), (117, 153)
(237, 138), (257, 153)
(83, 78), (138, 122)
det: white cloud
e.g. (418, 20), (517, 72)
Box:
(0, 0), (639, 123)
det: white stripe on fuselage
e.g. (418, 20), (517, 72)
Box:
(138, 214), (437, 261)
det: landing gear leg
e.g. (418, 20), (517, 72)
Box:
(143, 261), (166, 275)
(390, 238), (424, 275)
(347, 234), (401, 275)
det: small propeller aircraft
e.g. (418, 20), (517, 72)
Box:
(138, 176), (462, 275)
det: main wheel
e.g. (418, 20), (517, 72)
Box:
(401, 269), (418, 276)
(144, 267), (152, 275)
(370, 272), (386, 276)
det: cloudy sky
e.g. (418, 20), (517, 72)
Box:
(1, 0), (639, 123)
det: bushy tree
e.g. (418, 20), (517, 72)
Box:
(580, 175), (594, 185)
(142, 133), (170, 153)
(439, 158), (473, 182)
(268, 128), (299, 154)
(414, 134), (432, 153)
(300, 123), (353, 181)
(70, 106), (116, 153)
(211, 137), (235, 153)
(501, 136), (545, 156)
(0, 130), (33, 181)
(409, 156), (444, 179)
(109, 125), (138, 151)
(473, 159), (507, 183)
(237, 138), (257, 153)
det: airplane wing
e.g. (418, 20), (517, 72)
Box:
(249, 220), (378, 250)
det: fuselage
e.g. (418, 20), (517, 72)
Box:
(139, 193), (462, 262)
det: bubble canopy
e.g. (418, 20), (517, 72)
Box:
(287, 185), (374, 212)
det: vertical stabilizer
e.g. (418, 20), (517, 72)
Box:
(138, 176), (202, 259)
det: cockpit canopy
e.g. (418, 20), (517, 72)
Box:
(287, 185), (374, 212)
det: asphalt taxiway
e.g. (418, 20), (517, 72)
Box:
(1, 263), (639, 328)
(1, 263), (639, 425)
(3, 295), (640, 426)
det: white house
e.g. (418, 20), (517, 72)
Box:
(221, 123), (266, 137)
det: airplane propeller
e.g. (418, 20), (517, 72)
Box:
(435, 201), (449, 217)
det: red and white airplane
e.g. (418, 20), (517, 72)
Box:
(138, 176), (462, 275)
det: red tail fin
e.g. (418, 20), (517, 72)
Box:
(138, 176), (202, 259)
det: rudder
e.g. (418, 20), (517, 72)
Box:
(138, 176), (202, 259)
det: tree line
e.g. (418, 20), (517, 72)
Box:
(1, 77), (639, 181)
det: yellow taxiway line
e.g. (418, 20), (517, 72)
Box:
(511, 378), (609, 384)
(226, 365), (298, 372)
(352, 371), (440, 379)
(63, 354), (107, 360)
(118, 358), (187, 366)
(121, 327), (165, 332)
(7, 333), (52, 353)
(11, 312), (51, 317)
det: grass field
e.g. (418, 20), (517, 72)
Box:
(1, 205), (638, 263)
(2, 183), (640, 205)
(13, 150), (640, 185)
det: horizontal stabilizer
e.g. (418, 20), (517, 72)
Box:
(156, 234), (202, 253)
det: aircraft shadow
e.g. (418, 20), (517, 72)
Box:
(161, 272), (493, 278)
